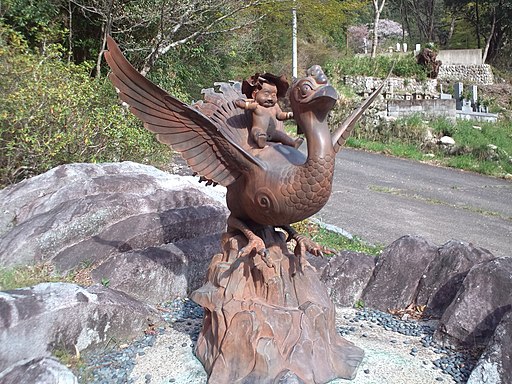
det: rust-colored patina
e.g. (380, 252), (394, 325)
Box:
(105, 36), (384, 383)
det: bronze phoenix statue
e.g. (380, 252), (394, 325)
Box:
(105, 36), (384, 264)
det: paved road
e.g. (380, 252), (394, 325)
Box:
(315, 149), (512, 257)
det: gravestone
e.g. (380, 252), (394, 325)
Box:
(454, 82), (463, 110)
(470, 85), (478, 111)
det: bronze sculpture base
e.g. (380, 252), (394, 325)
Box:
(191, 228), (364, 383)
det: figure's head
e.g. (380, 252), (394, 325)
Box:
(253, 82), (278, 107)
(242, 73), (289, 101)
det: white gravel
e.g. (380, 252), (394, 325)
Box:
(128, 306), (457, 384)
(129, 322), (206, 384)
(332, 308), (454, 384)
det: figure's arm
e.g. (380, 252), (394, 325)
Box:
(275, 105), (293, 121)
(235, 99), (258, 111)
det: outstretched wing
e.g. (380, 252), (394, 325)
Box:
(104, 36), (265, 187)
(331, 81), (386, 153)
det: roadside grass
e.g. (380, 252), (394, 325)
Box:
(430, 118), (511, 176)
(347, 116), (512, 178)
(292, 220), (383, 256)
(347, 137), (425, 161)
(442, 154), (505, 175)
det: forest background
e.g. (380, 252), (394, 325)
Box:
(1, 0), (512, 187)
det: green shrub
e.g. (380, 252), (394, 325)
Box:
(0, 24), (171, 187)
(430, 117), (456, 137)
(325, 54), (428, 81)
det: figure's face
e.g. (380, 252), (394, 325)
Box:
(253, 83), (278, 107)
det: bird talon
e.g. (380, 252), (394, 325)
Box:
(259, 249), (274, 268)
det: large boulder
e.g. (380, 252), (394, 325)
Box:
(361, 235), (438, 311)
(90, 234), (221, 303)
(467, 310), (512, 384)
(0, 282), (158, 373)
(435, 257), (512, 349)
(320, 251), (376, 307)
(0, 162), (228, 270)
(416, 240), (495, 318)
(90, 244), (190, 304)
(0, 162), (231, 382)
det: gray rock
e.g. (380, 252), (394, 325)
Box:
(435, 257), (512, 349)
(0, 162), (228, 270)
(416, 240), (495, 318)
(361, 235), (438, 311)
(90, 244), (190, 304)
(0, 357), (77, 384)
(172, 234), (225, 293)
(0, 282), (158, 372)
(467, 311), (512, 384)
(439, 136), (455, 145)
(305, 252), (329, 275)
(275, 370), (306, 383)
(321, 251), (376, 307)
(52, 201), (226, 272)
(90, 235), (221, 303)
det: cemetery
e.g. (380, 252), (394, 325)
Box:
(343, 46), (498, 122)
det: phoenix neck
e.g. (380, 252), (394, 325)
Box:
(304, 120), (334, 163)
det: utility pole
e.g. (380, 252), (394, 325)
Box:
(292, 0), (298, 79)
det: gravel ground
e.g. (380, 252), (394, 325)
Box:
(331, 308), (476, 384)
(78, 299), (478, 384)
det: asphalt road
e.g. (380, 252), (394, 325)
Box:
(315, 148), (512, 257)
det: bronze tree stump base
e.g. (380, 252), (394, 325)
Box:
(191, 228), (364, 383)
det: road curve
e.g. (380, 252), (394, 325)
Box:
(315, 148), (512, 257)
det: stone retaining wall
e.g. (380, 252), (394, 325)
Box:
(387, 99), (456, 119)
(438, 64), (494, 85)
(344, 76), (438, 95)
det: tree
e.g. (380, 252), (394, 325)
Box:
(444, 0), (512, 64)
(57, 0), (271, 76)
(479, 0), (512, 64)
(132, 0), (269, 76)
(371, 0), (386, 58)
(1, 0), (65, 49)
(388, 0), (446, 43)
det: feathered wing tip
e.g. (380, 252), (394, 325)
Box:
(331, 67), (393, 153)
(195, 82), (253, 154)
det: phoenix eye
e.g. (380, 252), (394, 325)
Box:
(300, 83), (313, 95)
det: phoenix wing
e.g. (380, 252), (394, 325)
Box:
(104, 36), (265, 187)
